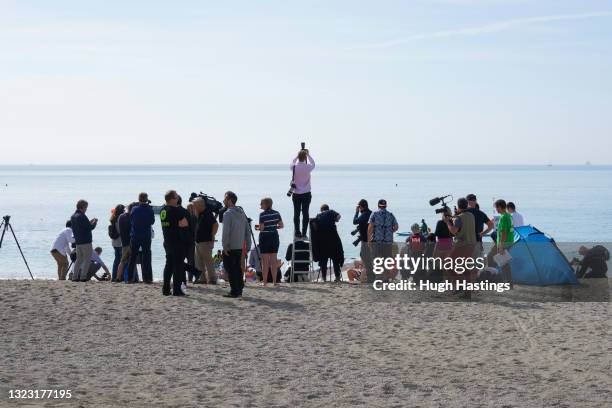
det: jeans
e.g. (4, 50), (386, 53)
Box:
(128, 236), (152, 282)
(223, 249), (244, 296)
(73, 243), (93, 281)
(292, 192), (312, 236)
(163, 243), (186, 296)
(111, 246), (122, 281)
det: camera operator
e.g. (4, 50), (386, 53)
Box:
(572, 245), (609, 279)
(193, 197), (218, 284)
(71, 199), (98, 282)
(221, 191), (252, 298)
(127, 192), (155, 283)
(446, 198), (476, 290)
(465, 194), (493, 258)
(289, 147), (315, 238)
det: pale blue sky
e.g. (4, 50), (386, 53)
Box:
(1, 0), (611, 164)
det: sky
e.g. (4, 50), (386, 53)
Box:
(1, 0), (611, 165)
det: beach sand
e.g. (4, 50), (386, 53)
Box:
(0, 280), (610, 408)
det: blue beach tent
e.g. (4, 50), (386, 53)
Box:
(509, 225), (578, 285)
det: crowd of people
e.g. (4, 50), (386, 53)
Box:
(49, 147), (607, 298)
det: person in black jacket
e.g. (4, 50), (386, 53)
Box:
(353, 199), (372, 283)
(161, 190), (190, 296)
(70, 199), (98, 282)
(116, 202), (136, 282)
(312, 204), (344, 282)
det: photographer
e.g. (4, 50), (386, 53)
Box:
(289, 147), (315, 238)
(193, 197), (218, 284)
(70, 199), (98, 282)
(127, 193), (155, 283)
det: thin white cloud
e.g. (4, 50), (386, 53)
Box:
(353, 11), (612, 49)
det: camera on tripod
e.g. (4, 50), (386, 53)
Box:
(188, 192), (223, 215)
(429, 194), (453, 216)
(287, 142), (306, 197)
(350, 227), (362, 247)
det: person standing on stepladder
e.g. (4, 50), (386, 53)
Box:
(288, 143), (315, 238)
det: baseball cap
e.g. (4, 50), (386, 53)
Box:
(378, 199), (387, 208)
(466, 194), (477, 202)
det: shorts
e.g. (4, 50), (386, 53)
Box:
(259, 232), (280, 254)
(120, 246), (131, 263)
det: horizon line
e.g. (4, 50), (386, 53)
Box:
(0, 163), (608, 167)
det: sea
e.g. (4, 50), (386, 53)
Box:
(0, 165), (611, 280)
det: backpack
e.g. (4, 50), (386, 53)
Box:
(108, 221), (120, 240)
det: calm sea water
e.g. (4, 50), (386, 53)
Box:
(1, 165), (611, 279)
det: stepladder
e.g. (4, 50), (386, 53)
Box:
(290, 235), (314, 283)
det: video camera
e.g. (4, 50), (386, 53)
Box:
(429, 194), (452, 215)
(287, 142), (306, 197)
(189, 192), (224, 215)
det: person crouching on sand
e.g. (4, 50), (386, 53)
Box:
(160, 190), (190, 296)
(258, 197), (283, 287)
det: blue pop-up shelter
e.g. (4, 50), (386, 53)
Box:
(508, 225), (578, 285)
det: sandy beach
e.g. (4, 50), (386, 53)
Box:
(0, 280), (610, 408)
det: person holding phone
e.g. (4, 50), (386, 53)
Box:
(70, 199), (98, 282)
(289, 143), (315, 238)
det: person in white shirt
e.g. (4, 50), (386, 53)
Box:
(507, 202), (525, 227)
(50, 221), (74, 280)
(290, 148), (315, 238)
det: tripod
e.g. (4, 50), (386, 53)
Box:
(0, 215), (34, 279)
(237, 206), (261, 282)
